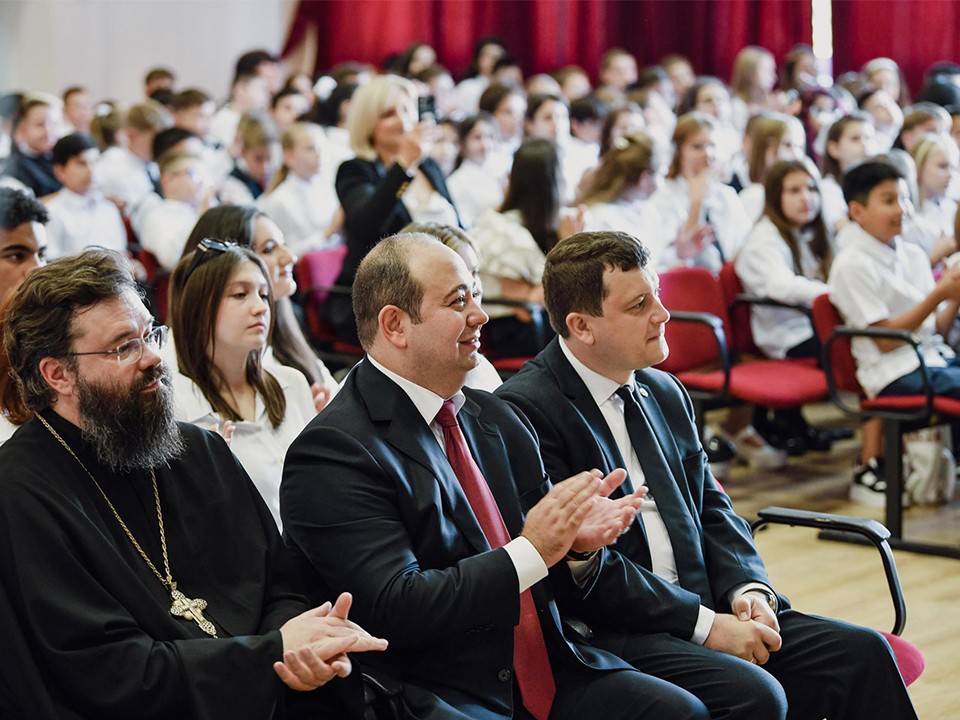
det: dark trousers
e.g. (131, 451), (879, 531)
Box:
(589, 610), (917, 720)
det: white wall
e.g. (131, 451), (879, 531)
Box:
(0, 0), (293, 105)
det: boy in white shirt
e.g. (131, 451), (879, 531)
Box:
(138, 152), (211, 271)
(45, 133), (126, 259)
(829, 159), (960, 504)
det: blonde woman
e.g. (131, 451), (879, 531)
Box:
(326, 74), (461, 343)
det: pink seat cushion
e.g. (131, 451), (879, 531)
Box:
(881, 632), (925, 686)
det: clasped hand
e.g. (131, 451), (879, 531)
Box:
(275, 592), (388, 691)
(521, 468), (645, 567)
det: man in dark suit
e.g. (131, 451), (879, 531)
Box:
(497, 230), (918, 720)
(281, 233), (711, 720)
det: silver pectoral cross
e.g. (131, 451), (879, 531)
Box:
(169, 586), (218, 637)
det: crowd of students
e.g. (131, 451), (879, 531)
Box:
(4, 40), (960, 504)
(0, 36), (946, 720)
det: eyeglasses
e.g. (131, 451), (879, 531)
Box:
(184, 238), (233, 281)
(64, 325), (169, 366)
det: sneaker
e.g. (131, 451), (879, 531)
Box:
(724, 425), (788, 470)
(849, 458), (911, 508)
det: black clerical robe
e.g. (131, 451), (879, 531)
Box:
(0, 409), (354, 720)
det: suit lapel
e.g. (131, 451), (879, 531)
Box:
(458, 394), (525, 537)
(544, 340), (634, 496)
(357, 361), (491, 554)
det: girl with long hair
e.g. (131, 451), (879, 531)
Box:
(169, 242), (315, 529)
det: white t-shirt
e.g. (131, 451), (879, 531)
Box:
(137, 199), (199, 272)
(828, 222), (953, 397)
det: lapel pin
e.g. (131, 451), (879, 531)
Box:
(638, 387), (649, 398)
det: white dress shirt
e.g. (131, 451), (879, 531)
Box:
(829, 222), (953, 397)
(558, 338), (775, 642)
(257, 174), (341, 257)
(738, 182), (765, 223)
(172, 362), (316, 530)
(735, 217), (829, 358)
(137, 199), (199, 272)
(365, 355), (548, 593)
(96, 147), (155, 215)
(820, 175), (848, 232)
(44, 188), (127, 259)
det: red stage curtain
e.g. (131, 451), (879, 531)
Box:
(832, 0), (960, 96)
(283, 0), (812, 84)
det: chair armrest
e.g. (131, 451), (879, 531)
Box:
(823, 325), (931, 420)
(667, 310), (733, 397)
(479, 295), (550, 353)
(751, 506), (906, 635)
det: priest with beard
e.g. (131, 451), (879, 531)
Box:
(0, 248), (387, 719)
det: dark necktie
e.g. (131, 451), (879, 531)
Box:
(614, 385), (713, 604)
(434, 400), (555, 720)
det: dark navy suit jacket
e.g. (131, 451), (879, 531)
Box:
(281, 359), (632, 720)
(497, 338), (777, 640)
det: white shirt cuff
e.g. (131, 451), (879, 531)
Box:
(730, 582), (778, 612)
(504, 536), (549, 593)
(691, 605), (715, 645)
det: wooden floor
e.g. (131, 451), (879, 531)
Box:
(715, 403), (960, 720)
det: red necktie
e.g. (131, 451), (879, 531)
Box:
(435, 400), (556, 720)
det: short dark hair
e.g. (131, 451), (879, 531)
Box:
(479, 82), (521, 115)
(62, 85), (87, 103)
(569, 95), (609, 123)
(235, 49), (279, 81)
(352, 234), (430, 350)
(842, 159), (904, 206)
(145, 67), (175, 85)
(4, 249), (138, 411)
(0, 187), (49, 230)
(152, 127), (198, 163)
(52, 132), (97, 166)
(543, 231), (649, 337)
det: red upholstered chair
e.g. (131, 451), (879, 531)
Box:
(751, 506), (925, 686)
(294, 246), (364, 370)
(810, 294), (960, 559)
(657, 266), (827, 436)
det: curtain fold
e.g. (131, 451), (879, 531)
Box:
(283, 0), (812, 83)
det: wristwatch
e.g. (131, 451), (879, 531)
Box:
(747, 588), (778, 612)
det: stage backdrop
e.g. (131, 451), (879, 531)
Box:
(284, 0), (956, 94)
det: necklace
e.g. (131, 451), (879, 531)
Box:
(38, 413), (218, 638)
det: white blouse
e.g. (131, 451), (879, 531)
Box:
(735, 216), (829, 358)
(446, 160), (504, 230)
(258, 174), (342, 257)
(583, 198), (666, 266)
(650, 176), (753, 272)
(471, 209), (545, 320)
(172, 363), (316, 529)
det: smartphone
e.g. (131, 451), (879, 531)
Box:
(418, 95), (437, 121)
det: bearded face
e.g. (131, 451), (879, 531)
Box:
(74, 361), (184, 472)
